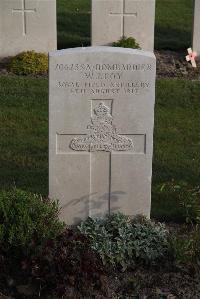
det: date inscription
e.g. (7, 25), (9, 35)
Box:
(54, 63), (153, 96)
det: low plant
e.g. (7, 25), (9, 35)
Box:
(8, 50), (48, 75)
(112, 36), (140, 49)
(78, 213), (169, 270)
(0, 188), (64, 254)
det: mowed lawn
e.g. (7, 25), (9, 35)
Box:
(57, 0), (193, 50)
(0, 76), (199, 222)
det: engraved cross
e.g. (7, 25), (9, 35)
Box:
(12, 0), (36, 36)
(56, 100), (145, 218)
(109, 0), (138, 37)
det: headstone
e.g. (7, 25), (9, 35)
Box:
(91, 0), (155, 51)
(193, 0), (200, 55)
(0, 0), (57, 58)
(49, 46), (156, 225)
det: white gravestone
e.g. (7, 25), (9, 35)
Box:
(0, 0), (57, 58)
(193, 0), (200, 55)
(49, 47), (156, 225)
(92, 0), (155, 51)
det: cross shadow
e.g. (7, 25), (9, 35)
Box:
(61, 190), (126, 225)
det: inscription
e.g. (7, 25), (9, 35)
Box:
(84, 72), (122, 80)
(70, 102), (134, 152)
(55, 63), (153, 96)
(55, 63), (152, 72)
(58, 80), (150, 95)
(58, 81), (150, 89)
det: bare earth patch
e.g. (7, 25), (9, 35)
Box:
(155, 50), (200, 79)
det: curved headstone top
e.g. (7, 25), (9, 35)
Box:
(49, 46), (155, 57)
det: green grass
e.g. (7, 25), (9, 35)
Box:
(0, 76), (199, 222)
(155, 0), (193, 50)
(57, 0), (193, 51)
(57, 0), (91, 49)
(152, 79), (200, 221)
(0, 76), (48, 195)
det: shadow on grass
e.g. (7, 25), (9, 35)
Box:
(57, 12), (91, 49)
(155, 25), (192, 51)
(0, 169), (48, 196)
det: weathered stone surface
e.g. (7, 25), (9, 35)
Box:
(49, 47), (156, 225)
(92, 0), (155, 51)
(0, 0), (57, 58)
(193, 0), (200, 55)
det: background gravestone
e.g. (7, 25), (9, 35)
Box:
(193, 0), (200, 55)
(92, 0), (155, 51)
(49, 47), (156, 225)
(0, 0), (57, 58)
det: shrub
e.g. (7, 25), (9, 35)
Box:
(78, 213), (169, 270)
(0, 188), (64, 254)
(112, 36), (140, 49)
(8, 50), (48, 75)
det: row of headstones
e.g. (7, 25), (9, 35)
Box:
(0, 0), (200, 57)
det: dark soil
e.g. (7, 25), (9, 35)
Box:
(0, 224), (199, 299)
(1, 267), (199, 299)
(0, 293), (14, 299)
(1, 50), (200, 79)
(155, 50), (200, 80)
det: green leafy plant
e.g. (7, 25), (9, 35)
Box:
(0, 188), (64, 253)
(78, 213), (169, 270)
(112, 36), (140, 49)
(8, 50), (48, 75)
